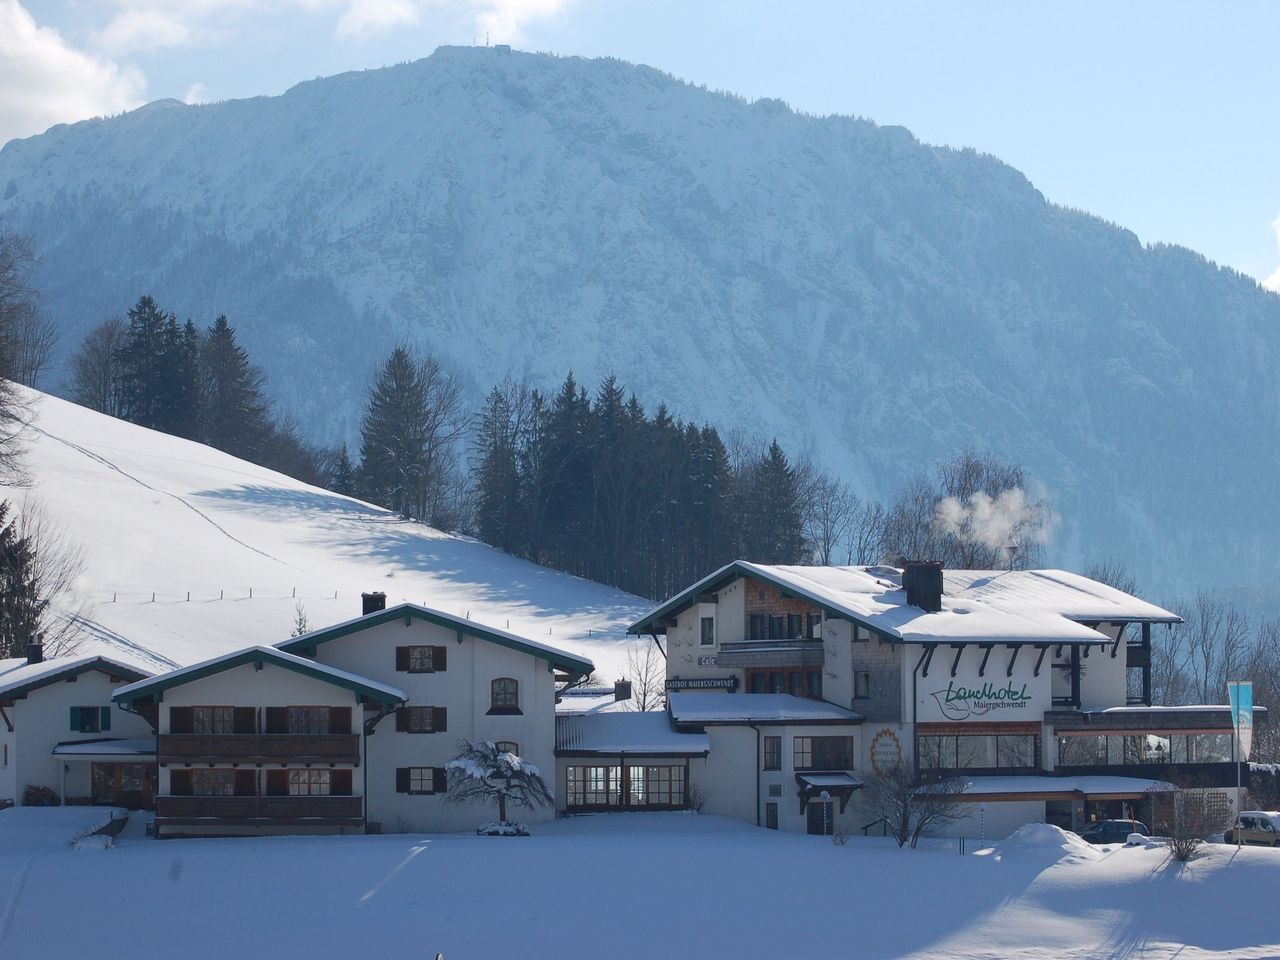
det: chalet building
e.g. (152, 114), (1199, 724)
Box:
(0, 648), (152, 808)
(112, 594), (594, 837)
(619, 561), (1266, 839)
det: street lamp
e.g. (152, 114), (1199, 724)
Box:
(820, 789), (831, 836)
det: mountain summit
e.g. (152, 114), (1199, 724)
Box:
(1, 46), (1277, 597)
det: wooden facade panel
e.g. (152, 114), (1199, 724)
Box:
(156, 795), (362, 820)
(158, 734), (360, 764)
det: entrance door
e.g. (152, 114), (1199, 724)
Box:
(806, 801), (834, 836)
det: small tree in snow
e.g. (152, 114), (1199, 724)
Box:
(290, 601), (309, 637)
(859, 763), (969, 848)
(444, 739), (553, 831)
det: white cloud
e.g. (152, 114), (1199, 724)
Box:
(335, 0), (421, 39)
(92, 8), (191, 54)
(0, 0), (144, 145)
(183, 81), (209, 104)
(470, 0), (572, 41)
(1264, 213), (1280, 293)
(328, 0), (575, 42)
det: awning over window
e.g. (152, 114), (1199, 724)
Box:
(795, 772), (865, 813)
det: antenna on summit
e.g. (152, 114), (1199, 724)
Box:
(486, 31), (490, 46)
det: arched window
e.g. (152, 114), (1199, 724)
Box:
(490, 677), (520, 714)
(495, 740), (520, 756)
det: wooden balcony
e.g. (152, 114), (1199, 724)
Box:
(156, 795), (363, 822)
(158, 734), (360, 765)
(717, 638), (824, 668)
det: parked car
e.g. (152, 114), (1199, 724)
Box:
(1079, 819), (1150, 844)
(1224, 811), (1280, 847)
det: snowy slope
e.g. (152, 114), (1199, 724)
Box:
(2, 809), (1278, 959)
(1, 47), (1279, 599)
(7, 387), (649, 678)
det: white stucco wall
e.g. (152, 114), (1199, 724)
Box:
(309, 616), (559, 832)
(907, 643), (1051, 726)
(1, 668), (152, 805)
(1077, 624), (1128, 710)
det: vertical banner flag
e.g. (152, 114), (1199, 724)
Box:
(1227, 681), (1253, 762)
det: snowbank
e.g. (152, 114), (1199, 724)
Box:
(985, 822), (1101, 864)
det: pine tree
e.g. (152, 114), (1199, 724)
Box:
(199, 315), (269, 459)
(118, 295), (170, 430)
(359, 347), (428, 518)
(738, 439), (805, 563)
(0, 501), (40, 658)
(328, 444), (357, 497)
(474, 386), (525, 554)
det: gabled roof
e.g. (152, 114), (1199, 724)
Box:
(275, 602), (594, 678)
(113, 646), (406, 707)
(0, 655), (150, 702)
(629, 561), (1175, 647)
(556, 712), (709, 756)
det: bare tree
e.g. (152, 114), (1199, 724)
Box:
(1083, 558), (1138, 596)
(1169, 787), (1233, 862)
(0, 497), (89, 659)
(1157, 593), (1252, 706)
(845, 497), (888, 564)
(801, 471), (855, 565)
(858, 763), (970, 848)
(622, 638), (666, 711)
(0, 230), (41, 481)
(67, 316), (128, 416)
(881, 474), (941, 563)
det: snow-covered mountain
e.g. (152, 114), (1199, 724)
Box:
(1, 46), (1277, 599)
(7, 386), (648, 678)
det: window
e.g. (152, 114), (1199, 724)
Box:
(749, 614), (767, 641)
(763, 736), (781, 770)
(920, 733), (1038, 771)
(956, 735), (996, 768)
(494, 741), (520, 755)
(289, 769), (331, 796)
(566, 765), (622, 808)
(793, 736), (853, 771)
(627, 765), (685, 807)
(788, 672), (804, 697)
(566, 765), (684, 809)
(853, 626), (871, 643)
(806, 614), (822, 639)
(192, 769), (235, 796)
(700, 617), (716, 646)
(396, 767), (444, 794)
(70, 706), (109, 733)
(768, 615), (786, 640)
(767, 783), (783, 798)
(786, 614), (803, 639)
(748, 672), (766, 694)
(396, 645), (448, 673)
(853, 672), (871, 699)
(490, 678), (520, 714)
(769, 672), (786, 694)
(397, 706), (445, 733)
(807, 671), (823, 700)
(194, 706), (234, 734)
(287, 706), (330, 735)
(408, 645), (434, 672)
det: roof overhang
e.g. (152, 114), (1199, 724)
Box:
(277, 603), (593, 680)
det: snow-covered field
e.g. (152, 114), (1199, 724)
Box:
(9, 387), (649, 679)
(0, 808), (1275, 960)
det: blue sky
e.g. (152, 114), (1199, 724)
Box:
(4, 0), (1278, 287)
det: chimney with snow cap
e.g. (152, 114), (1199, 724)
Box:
(26, 642), (42, 665)
(902, 561), (944, 613)
(361, 592), (387, 616)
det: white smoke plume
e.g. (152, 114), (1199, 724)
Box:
(934, 487), (1054, 551)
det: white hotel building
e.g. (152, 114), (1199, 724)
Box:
(563, 560), (1266, 838)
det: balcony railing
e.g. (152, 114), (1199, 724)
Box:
(717, 638), (824, 668)
(159, 734), (360, 765)
(156, 795), (363, 821)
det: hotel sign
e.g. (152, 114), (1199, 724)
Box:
(928, 680), (1032, 721)
(666, 677), (738, 691)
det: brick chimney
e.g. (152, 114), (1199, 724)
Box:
(361, 592), (387, 616)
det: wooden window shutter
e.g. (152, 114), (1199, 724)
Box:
(234, 770), (256, 797)
(330, 707), (352, 735)
(265, 770), (287, 796)
(331, 769), (353, 795)
(99, 707), (111, 731)
(395, 708), (409, 733)
(395, 646), (409, 672)
(169, 706), (194, 734)
(233, 707), (257, 734)
(170, 770), (193, 796)
(434, 646), (447, 671)
(264, 707), (287, 734)
(433, 707), (447, 732)
(395, 768), (409, 793)
(432, 767), (447, 794)
(69, 706), (81, 731)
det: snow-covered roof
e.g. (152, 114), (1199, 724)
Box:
(0, 655), (151, 701)
(1097, 705), (1268, 714)
(630, 561), (1177, 647)
(797, 773), (865, 789)
(666, 692), (862, 726)
(943, 570), (1181, 625)
(113, 645), (406, 705)
(52, 738), (156, 757)
(556, 712), (709, 755)
(277, 602), (594, 678)
(953, 775), (1177, 798)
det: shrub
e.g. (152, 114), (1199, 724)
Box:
(22, 784), (59, 807)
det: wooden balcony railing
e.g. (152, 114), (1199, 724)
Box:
(155, 795), (363, 821)
(158, 734), (360, 765)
